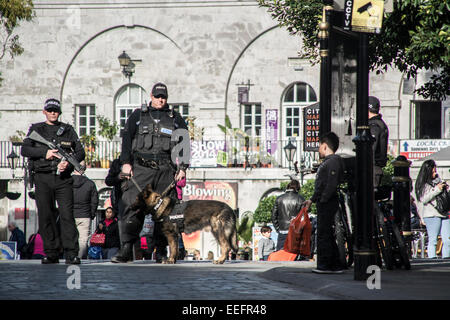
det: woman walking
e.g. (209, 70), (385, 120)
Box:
(415, 160), (450, 259)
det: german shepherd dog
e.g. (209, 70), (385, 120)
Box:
(131, 184), (239, 264)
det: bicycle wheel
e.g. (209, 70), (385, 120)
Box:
(374, 205), (395, 270)
(335, 209), (354, 268)
(391, 223), (411, 270)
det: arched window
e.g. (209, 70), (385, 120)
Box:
(115, 84), (147, 129)
(283, 82), (317, 137)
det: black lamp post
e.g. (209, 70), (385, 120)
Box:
(118, 50), (135, 82)
(7, 149), (28, 241)
(284, 139), (297, 170)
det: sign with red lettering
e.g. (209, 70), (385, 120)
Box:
(303, 103), (320, 151)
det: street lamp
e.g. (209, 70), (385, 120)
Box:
(284, 138), (297, 170)
(7, 149), (28, 240)
(118, 50), (136, 82)
(7, 150), (19, 178)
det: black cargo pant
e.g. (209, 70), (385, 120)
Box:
(34, 172), (79, 258)
(316, 197), (342, 271)
(120, 161), (176, 245)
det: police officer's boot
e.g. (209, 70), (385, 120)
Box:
(111, 242), (134, 263)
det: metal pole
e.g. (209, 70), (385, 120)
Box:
(392, 155), (412, 256)
(352, 33), (377, 280)
(23, 158), (27, 240)
(318, 1), (333, 137)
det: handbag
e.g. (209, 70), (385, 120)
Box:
(434, 188), (450, 216)
(89, 232), (106, 247)
(283, 206), (312, 256)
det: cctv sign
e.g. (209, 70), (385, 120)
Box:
(344, 0), (384, 33)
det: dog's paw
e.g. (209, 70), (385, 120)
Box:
(163, 259), (176, 264)
(213, 260), (225, 264)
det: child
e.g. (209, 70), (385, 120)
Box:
(258, 226), (276, 261)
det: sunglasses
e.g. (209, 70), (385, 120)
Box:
(154, 95), (167, 99)
(45, 108), (60, 113)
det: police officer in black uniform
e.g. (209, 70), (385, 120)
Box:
(368, 96), (389, 188)
(21, 98), (85, 264)
(303, 132), (345, 274)
(112, 82), (189, 263)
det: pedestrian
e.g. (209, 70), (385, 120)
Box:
(7, 221), (26, 258)
(193, 249), (202, 260)
(28, 231), (46, 260)
(303, 132), (345, 274)
(368, 96), (389, 188)
(112, 82), (189, 263)
(73, 161), (99, 259)
(414, 159), (450, 259)
(96, 207), (121, 259)
(104, 158), (125, 220)
(271, 179), (304, 250)
(258, 226), (276, 261)
(21, 98), (85, 264)
(207, 251), (214, 261)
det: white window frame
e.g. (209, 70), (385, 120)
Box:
(75, 104), (96, 137)
(170, 103), (189, 121)
(282, 82), (317, 140)
(115, 84), (147, 130)
(241, 102), (262, 137)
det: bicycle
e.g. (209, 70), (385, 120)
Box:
(373, 185), (411, 270)
(335, 184), (354, 268)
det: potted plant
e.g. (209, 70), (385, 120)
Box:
(96, 115), (119, 168)
(80, 131), (98, 167)
(9, 130), (26, 146)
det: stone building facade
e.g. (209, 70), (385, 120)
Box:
(0, 0), (448, 240)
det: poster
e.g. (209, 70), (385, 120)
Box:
(181, 181), (239, 259)
(0, 241), (17, 260)
(182, 181), (238, 209)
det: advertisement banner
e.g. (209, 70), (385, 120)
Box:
(190, 140), (226, 167)
(182, 181), (238, 209)
(181, 181), (239, 259)
(265, 109), (278, 154)
(303, 103), (320, 151)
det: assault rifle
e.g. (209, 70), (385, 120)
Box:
(27, 130), (83, 174)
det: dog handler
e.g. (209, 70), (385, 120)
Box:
(112, 83), (189, 263)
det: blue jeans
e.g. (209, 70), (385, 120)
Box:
(424, 217), (450, 258)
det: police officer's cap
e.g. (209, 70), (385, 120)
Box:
(368, 96), (380, 114)
(44, 98), (62, 113)
(151, 82), (168, 99)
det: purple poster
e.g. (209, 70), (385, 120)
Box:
(265, 109), (278, 154)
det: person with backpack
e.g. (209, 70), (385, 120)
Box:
(25, 232), (46, 260)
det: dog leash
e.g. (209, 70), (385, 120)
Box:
(154, 181), (176, 211)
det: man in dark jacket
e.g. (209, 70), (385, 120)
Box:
(8, 222), (26, 257)
(303, 132), (344, 274)
(368, 96), (389, 188)
(73, 162), (98, 259)
(271, 180), (305, 251)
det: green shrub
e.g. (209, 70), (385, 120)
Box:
(253, 196), (276, 224)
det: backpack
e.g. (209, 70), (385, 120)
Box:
(22, 234), (37, 259)
(283, 206), (312, 256)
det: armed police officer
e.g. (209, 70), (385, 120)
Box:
(112, 82), (189, 263)
(21, 98), (85, 264)
(368, 96), (389, 188)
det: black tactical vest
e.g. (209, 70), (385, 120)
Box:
(32, 123), (76, 172)
(132, 110), (175, 156)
